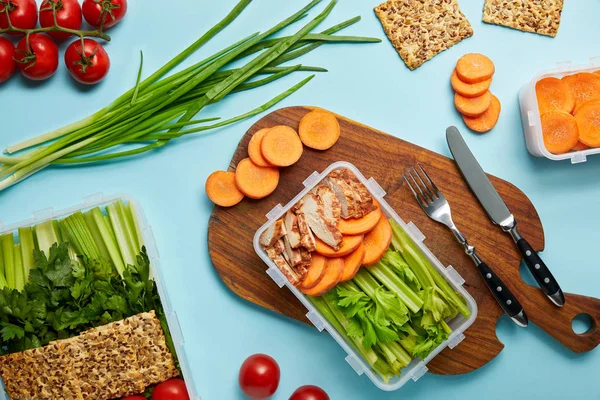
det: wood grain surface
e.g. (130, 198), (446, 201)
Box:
(208, 106), (600, 375)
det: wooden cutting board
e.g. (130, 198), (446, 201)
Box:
(208, 106), (600, 375)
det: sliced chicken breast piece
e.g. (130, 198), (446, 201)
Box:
(340, 169), (376, 218)
(300, 193), (343, 250)
(316, 184), (341, 223)
(267, 252), (300, 286)
(325, 172), (357, 219)
(283, 211), (302, 249)
(259, 219), (286, 247)
(296, 212), (317, 252)
(282, 233), (303, 267)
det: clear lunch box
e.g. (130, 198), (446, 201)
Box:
(518, 57), (600, 164)
(0, 193), (199, 400)
(253, 161), (478, 391)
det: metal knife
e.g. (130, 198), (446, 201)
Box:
(446, 126), (565, 307)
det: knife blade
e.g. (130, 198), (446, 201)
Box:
(446, 126), (565, 307)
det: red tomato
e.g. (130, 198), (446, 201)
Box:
(152, 378), (190, 400)
(0, 36), (16, 82)
(289, 385), (329, 400)
(0, 0), (38, 35)
(64, 38), (110, 84)
(14, 33), (59, 80)
(39, 0), (83, 40)
(122, 396), (146, 400)
(239, 354), (280, 400)
(82, 0), (127, 29)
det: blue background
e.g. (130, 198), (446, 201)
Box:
(1, 0), (599, 399)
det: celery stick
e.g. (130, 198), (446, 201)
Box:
(35, 220), (60, 256)
(377, 343), (398, 368)
(61, 211), (101, 260)
(0, 237), (4, 277)
(13, 244), (24, 291)
(118, 200), (139, 253)
(2, 234), (15, 289)
(18, 227), (35, 281)
(387, 341), (412, 367)
(91, 207), (124, 276)
(107, 202), (136, 267)
(125, 201), (144, 251)
(368, 263), (423, 313)
(83, 210), (111, 261)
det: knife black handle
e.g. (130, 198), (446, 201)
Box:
(517, 238), (565, 306)
(477, 261), (528, 327)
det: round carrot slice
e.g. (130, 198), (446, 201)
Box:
(451, 69), (491, 98)
(298, 109), (340, 150)
(234, 158), (279, 199)
(362, 216), (392, 266)
(315, 235), (363, 258)
(462, 94), (501, 133)
(300, 257), (344, 296)
(455, 91), (492, 117)
(260, 125), (303, 167)
(299, 254), (327, 290)
(456, 53), (495, 84)
(337, 200), (382, 235)
(535, 77), (575, 114)
(595, 70), (600, 77)
(541, 111), (580, 154)
(205, 171), (244, 207)
(562, 73), (600, 111)
(340, 242), (365, 282)
(571, 141), (590, 151)
(574, 99), (600, 147)
(248, 128), (272, 167)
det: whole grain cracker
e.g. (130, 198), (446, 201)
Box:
(374, 0), (474, 70)
(482, 0), (564, 37)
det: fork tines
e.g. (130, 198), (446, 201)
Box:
(403, 164), (441, 207)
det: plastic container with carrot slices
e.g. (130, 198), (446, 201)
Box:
(253, 161), (477, 391)
(518, 57), (600, 163)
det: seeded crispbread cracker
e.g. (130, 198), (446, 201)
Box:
(374, 0), (474, 70)
(482, 0), (564, 37)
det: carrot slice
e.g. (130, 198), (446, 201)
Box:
(535, 77), (575, 114)
(462, 94), (501, 133)
(455, 91), (492, 117)
(595, 70), (600, 77)
(299, 254), (327, 290)
(248, 128), (272, 167)
(562, 73), (600, 111)
(362, 216), (392, 266)
(300, 257), (344, 296)
(298, 109), (340, 150)
(234, 158), (279, 199)
(340, 242), (365, 282)
(541, 111), (580, 154)
(456, 53), (495, 84)
(205, 171), (244, 207)
(571, 141), (590, 151)
(574, 99), (600, 147)
(315, 234), (363, 258)
(451, 69), (491, 98)
(337, 200), (382, 235)
(260, 125), (303, 167)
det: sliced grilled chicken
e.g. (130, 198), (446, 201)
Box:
(340, 169), (376, 218)
(299, 247), (312, 266)
(316, 184), (341, 223)
(283, 211), (302, 249)
(296, 212), (317, 252)
(265, 248), (300, 286)
(325, 171), (357, 219)
(282, 234), (303, 267)
(300, 193), (343, 250)
(259, 219), (286, 247)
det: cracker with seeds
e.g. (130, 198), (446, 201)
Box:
(482, 0), (564, 37)
(374, 0), (474, 70)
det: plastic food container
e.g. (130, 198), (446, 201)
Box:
(253, 162), (478, 391)
(518, 57), (600, 164)
(0, 193), (199, 400)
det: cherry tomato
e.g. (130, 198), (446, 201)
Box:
(289, 385), (329, 400)
(82, 0), (127, 29)
(239, 354), (280, 400)
(14, 33), (59, 80)
(39, 0), (83, 40)
(64, 38), (110, 84)
(0, 36), (16, 82)
(122, 396), (146, 400)
(0, 0), (37, 35)
(152, 378), (189, 400)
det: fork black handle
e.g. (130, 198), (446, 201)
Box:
(477, 261), (528, 327)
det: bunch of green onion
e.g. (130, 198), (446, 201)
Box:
(0, 0), (379, 192)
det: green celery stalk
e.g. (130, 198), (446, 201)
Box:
(441, 319), (452, 335)
(18, 227), (35, 282)
(35, 220), (60, 256)
(353, 269), (381, 298)
(386, 341), (412, 367)
(83, 210), (111, 261)
(368, 263), (423, 313)
(61, 211), (102, 260)
(0, 235), (4, 277)
(13, 244), (24, 291)
(125, 202), (145, 252)
(2, 234), (15, 289)
(91, 207), (125, 276)
(116, 200), (139, 258)
(106, 201), (136, 267)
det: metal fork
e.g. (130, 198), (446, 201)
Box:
(404, 164), (528, 327)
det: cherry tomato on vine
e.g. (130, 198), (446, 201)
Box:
(39, 0), (83, 40)
(14, 33), (59, 80)
(82, 0), (127, 29)
(0, 36), (16, 82)
(64, 38), (110, 84)
(289, 385), (330, 400)
(239, 354), (281, 400)
(0, 0), (38, 35)
(152, 378), (190, 400)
